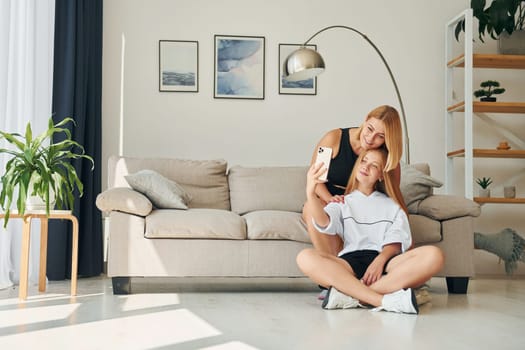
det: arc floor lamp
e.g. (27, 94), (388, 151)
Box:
(283, 25), (410, 164)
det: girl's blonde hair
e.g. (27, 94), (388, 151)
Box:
(356, 105), (403, 172)
(345, 148), (408, 214)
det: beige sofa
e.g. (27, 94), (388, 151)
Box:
(96, 156), (480, 294)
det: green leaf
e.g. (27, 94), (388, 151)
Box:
(24, 122), (33, 147)
(455, 20), (465, 41)
(489, 0), (511, 35)
(471, 0), (487, 12)
(480, 80), (500, 87)
(0, 130), (25, 150)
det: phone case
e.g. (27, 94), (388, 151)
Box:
(315, 146), (332, 182)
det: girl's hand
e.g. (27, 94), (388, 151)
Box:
(306, 162), (328, 198)
(327, 195), (345, 203)
(361, 256), (386, 286)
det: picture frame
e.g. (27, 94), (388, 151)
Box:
(159, 40), (198, 92)
(279, 43), (317, 95)
(214, 35), (265, 99)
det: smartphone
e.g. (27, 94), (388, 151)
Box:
(315, 146), (332, 182)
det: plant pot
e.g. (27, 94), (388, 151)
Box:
(498, 30), (525, 55)
(503, 186), (516, 199)
(26, 195), (56, 211)
(478, 188), (490, 198)
(26, 174), (56, 211)
(480, 97), (496, 102)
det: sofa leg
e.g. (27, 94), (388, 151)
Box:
(446, 277), (469, 294)
(112, 277), (131, 295)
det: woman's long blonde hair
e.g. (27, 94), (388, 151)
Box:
(356, 105), (403, 172)
(345, 148), (408, 214)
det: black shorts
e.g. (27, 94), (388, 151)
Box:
(339, 250), (394, 279)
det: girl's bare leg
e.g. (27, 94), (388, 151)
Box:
(297, 246), (444, 307)
(303, 202), (343, 256)
(370, 245), (445, 294)
(297, 248), (384, 307)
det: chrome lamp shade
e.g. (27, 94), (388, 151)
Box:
(283, 48), (325, 81)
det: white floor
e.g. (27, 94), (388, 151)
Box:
(0, 276), (524, 350)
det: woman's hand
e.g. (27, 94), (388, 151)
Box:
(361, 255), (386, 286)
(306, 162), (327, 199)
(327, 195), (345, 203)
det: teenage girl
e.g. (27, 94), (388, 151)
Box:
(297, 148), (444, 314)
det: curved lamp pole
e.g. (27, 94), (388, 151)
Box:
(283, 25), (410, 164)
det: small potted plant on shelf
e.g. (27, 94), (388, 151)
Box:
(474, 80), (505, 101)
(455, 0), (525, 54)
(476, 176), (493, 197)
(0, 117), (94, 227)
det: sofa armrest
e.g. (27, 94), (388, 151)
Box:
(96, 187), (153, 216)
(418, 195), (481, 221)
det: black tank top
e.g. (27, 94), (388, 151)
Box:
(325, 128), (358, 196)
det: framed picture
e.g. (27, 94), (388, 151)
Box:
(214, 35), (265, 99)
(279, 43), (317, 95)
(159, 40), (198, 92)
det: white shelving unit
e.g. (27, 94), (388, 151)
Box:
(445, 9), (525, 204)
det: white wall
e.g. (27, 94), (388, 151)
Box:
(102, 0), (525, 274)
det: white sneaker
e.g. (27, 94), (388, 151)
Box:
(322, 287), (360, 310)
(376, 288), (419, 314)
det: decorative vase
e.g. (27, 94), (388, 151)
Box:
(478, 188), (490, 198)
(26, 194), (55, 211)
(504, 186), (516, 199)
(498, 30), (525, 55)
(26, 174), (56, 211)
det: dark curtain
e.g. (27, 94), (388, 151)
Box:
(47, 0), (103, 279)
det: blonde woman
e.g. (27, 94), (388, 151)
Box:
(303, 105), (406, 257)
(297, 148), (444, 314)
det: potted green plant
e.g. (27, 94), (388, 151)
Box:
(455, 0), (525, 53)
(474, 80), (506, 101)
(476, 176), (493, 197)
(0, 117), (94, 226)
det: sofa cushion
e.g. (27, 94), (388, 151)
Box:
(400, 163), (443, 213)
(228, 166), (308, 215)
(95, 187), (153, 216)
(108, 156), (230, 210)
(243, 210), (310, 243)
(145, 208), (246, 239)
(125, 169), (192, 209)
(418, 195), (481, 220)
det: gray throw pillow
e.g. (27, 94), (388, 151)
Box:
(125, 169), (191, 209)
(400, 163), (443, 213)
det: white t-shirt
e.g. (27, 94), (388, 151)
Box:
(313, 190), (412, 256)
